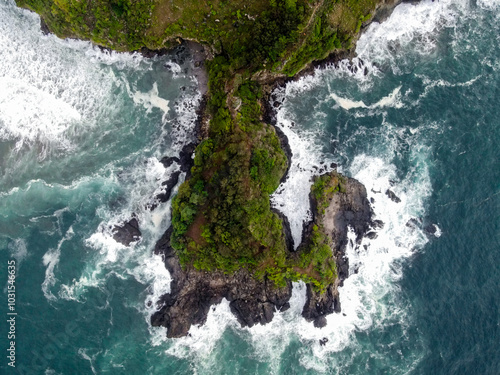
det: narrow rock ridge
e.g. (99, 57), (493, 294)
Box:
(301, 172), (373, 327)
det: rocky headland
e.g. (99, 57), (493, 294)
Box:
(152, 170), (373, 337)
(18, 0), (419, 337)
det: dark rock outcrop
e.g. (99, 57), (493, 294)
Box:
(319, 337), (329, 346)
(150, 171), (181, 211)
(272, 208), (295, 253)
(302, 283), (340, 328)
(151, 228), (292, 338)
(40, 18), (50, 35)
(386, 189), (401, 203)
(178, 143), (196, 176)
(150, 141), (198, 211)
(322, 177), (373, 254)
(112, 218), (141, 246)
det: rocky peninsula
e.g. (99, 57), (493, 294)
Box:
(17, 0), (415, 337)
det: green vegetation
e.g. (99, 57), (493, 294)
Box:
(311, 172), (345, 213)
(170, 65), (289, 277)
(18, 0), (378, 66)
(16, 0), (383, 292)
(16, 0), (156, 50)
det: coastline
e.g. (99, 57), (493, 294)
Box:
(25, 0), (418, 337)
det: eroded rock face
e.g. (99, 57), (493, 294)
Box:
(151, 228), (292, 338)
(302, 283), (340, 328)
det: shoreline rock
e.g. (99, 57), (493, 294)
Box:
(151, 227), (292, 338)
(112, 218), (142, 246)
(299, 173), (373, 326)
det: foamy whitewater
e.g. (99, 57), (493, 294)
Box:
(1, 0), (500, 374)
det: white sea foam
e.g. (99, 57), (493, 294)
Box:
(0, 77), (80, 150)
(78, 348), (99, 375)
(65, 49), (203, 309)
(42, 226), (74, 301)
(477, 0), (500, 11)
(270, 108), (324, 248)
(137, 254), (172, 313)
(356, 0), (463, 72)
(162, 299), (238, 359)
(0, 0), (155, 155)
(57, 90), (197, 321)
(168, 91), (202, 152)
(330, 86), (403, 110)
(416, 74), (483, 103)
(58, 158), (172, 299)
(133, 82), (170, 121)
(165, 61), (182, 77)
(430, 224), (442, 238)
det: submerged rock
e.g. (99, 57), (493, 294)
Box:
(159, 156), (180, 168)
(424, 223), (437, 235)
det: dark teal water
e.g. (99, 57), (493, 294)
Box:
(1, 0), (499, 374)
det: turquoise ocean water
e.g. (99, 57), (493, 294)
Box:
(0, 0), (499, 373)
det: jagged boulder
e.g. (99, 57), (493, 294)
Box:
(112, 218), (141, 246)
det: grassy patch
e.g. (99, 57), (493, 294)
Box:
(311, 172), (345, 213)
